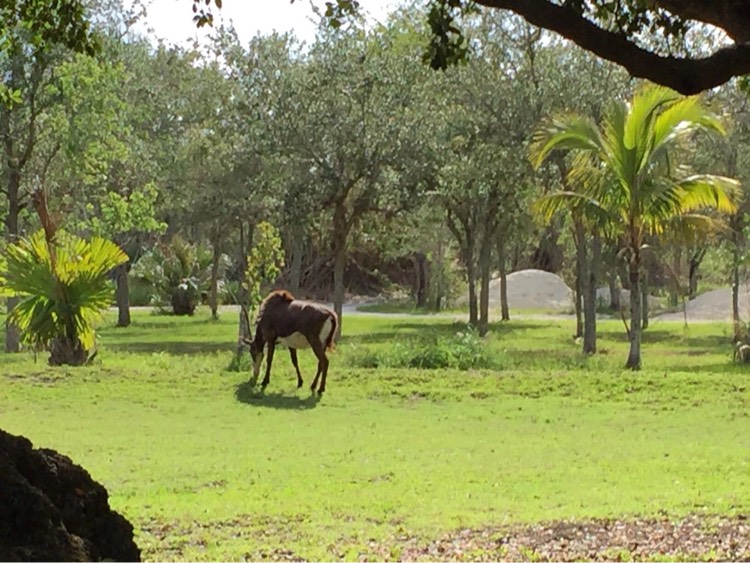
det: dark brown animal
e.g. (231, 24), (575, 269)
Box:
(244, 290), (338, 395)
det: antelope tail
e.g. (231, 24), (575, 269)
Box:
(325, 312), (338, 351)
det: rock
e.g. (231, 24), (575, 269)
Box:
(0, 429), (141, 562)
(459, 269), (574, 312)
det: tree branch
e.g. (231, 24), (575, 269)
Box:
(475, 0), (750, 94)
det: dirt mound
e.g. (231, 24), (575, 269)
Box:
(656, 283), (750, 322)
(484, 269), (574, 312)
(0, 428), (141, 562)
(397, 514), (748, 561)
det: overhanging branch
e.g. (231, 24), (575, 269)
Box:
(475, 0), (750, 94)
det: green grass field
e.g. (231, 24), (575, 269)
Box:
(1, 309), (748, 561)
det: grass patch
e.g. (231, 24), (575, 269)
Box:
(0, 307), (748, 561)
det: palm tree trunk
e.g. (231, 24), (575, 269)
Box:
(626, 250), (642, 370)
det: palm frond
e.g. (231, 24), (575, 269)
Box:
(624, 85), (679, 152)
(652, 96), (725, 153)
(675, 175), (741, 214)
(0, 229), (127, 354)
(528, 113), (602, 169)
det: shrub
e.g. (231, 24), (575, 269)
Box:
(348, 326), (498, 371)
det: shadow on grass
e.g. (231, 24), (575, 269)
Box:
(234, 381), (322, 410)
(597, 328), (730, 348)
(104, 341), (229, 355)
(342, 321), (547, 345)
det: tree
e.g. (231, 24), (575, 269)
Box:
(0, 190), (127, 365)
(190, 0), (750, 95)
(276, 21), (427, 337)
(234, 221), (284, 366)
(31, 46), (166, 327)
(530, 84), (740, 369)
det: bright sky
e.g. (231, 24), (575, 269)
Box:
(132, 0), (402, 47)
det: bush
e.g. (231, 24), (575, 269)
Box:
(348, 326), (498, 371)
(131, 236), (231, 315)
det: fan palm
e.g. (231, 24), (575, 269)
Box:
(0, 229), (128, 365)
(530, 84), (740, 369)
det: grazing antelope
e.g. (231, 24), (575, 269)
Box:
(244, 290), (338, 395)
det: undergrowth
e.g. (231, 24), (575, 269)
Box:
(346, 325), (501, 370)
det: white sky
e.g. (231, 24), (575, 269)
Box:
(131, 0), (402, 47)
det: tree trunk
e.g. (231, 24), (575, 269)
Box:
(48, 336), (88, 366)
(467, 263), (478, 326)
(531, 223), (563, 272)
(625, 250), (642, 370)
(732, 219), (743, 342)
(433, 225), (445, 311)
(688, 248), (706, 298)
(574, 220), (586, 339)
(332, 202), (347, 341)
(114, 263), (131, 327)
(209, 239), (221, 320)
(669, 247), (681, 308)
(413, 253), (427, 309)
(583, 233), (601, 354)
(288, 234), (304, 295)
(5, 169), (21, 353)
(641, 269), (650, 330)
(478, 235), (492, 337)
(332, 242), (345, 341)
(498, 237), (509, 321)
(236, 221), (252, 358)
(608, 269), (621, 311)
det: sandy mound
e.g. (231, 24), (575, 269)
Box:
(656, 284), (750, 322)
(596, 287), (660, 308)
(459, 269), (574, 312)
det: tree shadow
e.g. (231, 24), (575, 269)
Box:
(104, 341), (229, 355)
(597, 328), (730, 348)
(233, 381), (322, 410)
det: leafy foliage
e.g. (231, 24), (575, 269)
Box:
(131, 236), (229, 314)
(244, 221), (285, 316)
(530, 84), (741, 369)
(0, 229), (127, 359)
(0, 0), (100, 106)
(348, 325), (499, 370)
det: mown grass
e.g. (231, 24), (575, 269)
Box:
(0, 308), (748, 561)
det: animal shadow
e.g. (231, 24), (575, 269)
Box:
(234, 381), (322, 410)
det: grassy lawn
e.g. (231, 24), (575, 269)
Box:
(0, 309), (748, 561)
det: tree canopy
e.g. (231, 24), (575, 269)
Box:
(190, 0), (750, 95)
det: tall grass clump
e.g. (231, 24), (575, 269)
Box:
(348, 326), (503, 370)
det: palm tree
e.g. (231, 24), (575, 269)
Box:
(530, 84), (740, 369)
(0, 191), (128, 366)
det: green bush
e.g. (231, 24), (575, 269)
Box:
(348, 326), (499, 371)
(128, 277), (154, 307)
